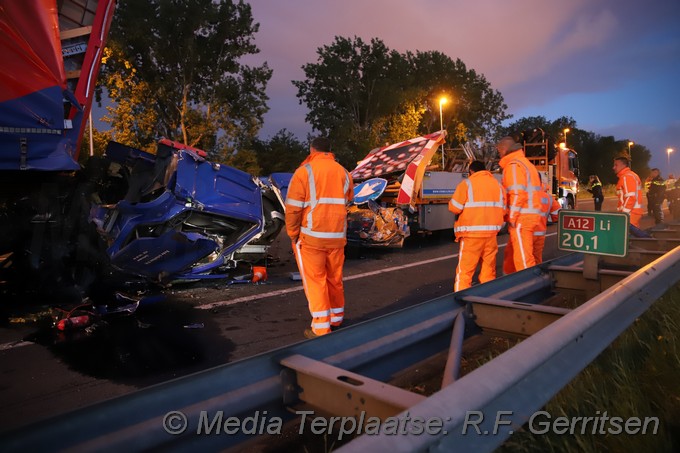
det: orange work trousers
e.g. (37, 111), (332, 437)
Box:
(293, 241), (345, 335)
(533, 234), (546, 265)
(454, 236), (498, 291)
(503, 215), (541, 274)
(629, 212), (642, 228)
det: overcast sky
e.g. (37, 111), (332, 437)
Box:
(244, 0), (680, 175)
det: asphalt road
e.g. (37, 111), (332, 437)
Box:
(0, 196), (652, 434)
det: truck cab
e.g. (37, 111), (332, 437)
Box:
(523, 129), (579, 210)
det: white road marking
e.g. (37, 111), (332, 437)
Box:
(196, 232), (557, 310)
(1, 231), (559, 346)
(0, 340), (34, 351)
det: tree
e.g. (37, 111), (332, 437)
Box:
(404, 50), (509, 144)
(225, 148), (261, 176)
(294, 37), (509, 168)
(503, 116), (652, 184)
(573, 130), (605, 182)
(100, 0), (271, 160)
(583, 136), (653, 184)
(501, 116), (577, 147)
(292, 36), (406, 167)
(367, 99), (426, 149)
(77, 126), (112, 166)
(293, 37), (405, 134)
(628, 141), (652, 179)
(99, 44), (158, 152)
(252, 130), (307, 174)
(572, 135), (650, 184)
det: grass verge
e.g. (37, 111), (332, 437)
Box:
(499, 285), (680, 452)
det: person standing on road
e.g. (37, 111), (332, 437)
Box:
(448, 160), (505, 291)
(667, 178), (680, 219)
(497, 136), (544, 273)
(533, 180), (561, 265)
(666, 174), (676, 213)
(587, 175), (604, 211)
(646, 168), (666, 225)
(504, 175), (560, 274)
(285, 137), (354, 339)
(613, 156), (644, 229)
(666, 174), (676, 190)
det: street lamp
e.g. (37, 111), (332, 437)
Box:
(628, 141), (634, 154)
(668, 148), (674, 173)
(563, 128), (570, 148)
(439, 96), (448, 168)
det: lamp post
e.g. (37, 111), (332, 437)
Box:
(628, 141), (634, 154)
(563, 128), (570, 148)
(668, 148), (674, 173)
(439, 96), (448, 168)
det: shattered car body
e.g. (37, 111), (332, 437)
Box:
(347, 202), (410, 247)
(347, 178), (410, 247)
(89, 140), (291, 283)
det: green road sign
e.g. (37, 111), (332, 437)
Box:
(557, 210), (629, 257)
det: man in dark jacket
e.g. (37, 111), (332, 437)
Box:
(647, 168), (666, 224)
(587, 175), (604, 211)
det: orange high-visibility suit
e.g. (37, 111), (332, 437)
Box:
(500, 150), (544, 273)
(503, 186), (560, 274)
(285, 151), (353, 336)
(533, 190), (561, 265)
(448, 169), (505, 291)
(616, 167), (644, 228)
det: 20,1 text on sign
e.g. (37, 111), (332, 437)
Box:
(557, 211), (629, 257)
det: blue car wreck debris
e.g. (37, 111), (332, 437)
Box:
(89, 139), (291, 284)
(0, 0), (292, 306)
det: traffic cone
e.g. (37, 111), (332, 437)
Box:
(251, 266), (267, 283)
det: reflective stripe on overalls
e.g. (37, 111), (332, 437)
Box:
(452, 180), (505, 234)
(299, 164), (349, 239)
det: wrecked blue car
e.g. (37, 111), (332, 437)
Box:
(0, 1), (290, 301)
(89, 139), (291, 284)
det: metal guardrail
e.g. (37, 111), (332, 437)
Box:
(2, 245), (679, 452)
(340, 246), (680, 452)
(0, 254), (582, 452)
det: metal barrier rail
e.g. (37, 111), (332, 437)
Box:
(0, 254), (583, 452)
(340, 246), (680, 452)
(4, 247), (680, 452)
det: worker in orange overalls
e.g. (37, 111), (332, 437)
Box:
(448, 160), (505, 291)
(613, 155), (644, 228)
(497, 136), (545, 273)
(503, 178), (561, 274)
(285, 137), (354, 338)
(533, 182), (561, 265)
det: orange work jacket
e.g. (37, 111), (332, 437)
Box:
(616, 167), (644, 216)
(285, 151), (354, 249)
(534, 188), (561, 236)
(448, 170), (505, 237)
(499, 150), (544, 225)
